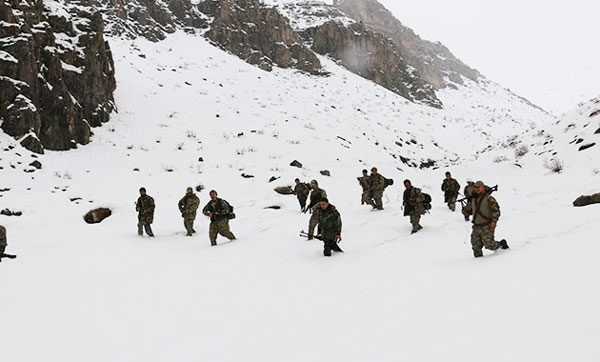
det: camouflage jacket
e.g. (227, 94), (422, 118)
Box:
(358, 176), (371, 191)
(442, 178), (461, 195)
(317, 204), (342, 240)
(202, 198), (231, 222)
(466, 192), (500, 226)
(308, 188), (327, 209)
(370, 173), (386, 191)
(179, 194), (200, 217)
(136, 194), (155, 223)
(463, 184), (476, 200)
(0, 225), (6, 247)
(403, 187), (425, 216)
(294, 183), (310, 197)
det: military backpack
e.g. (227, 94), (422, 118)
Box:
(422, 193), (432, 210)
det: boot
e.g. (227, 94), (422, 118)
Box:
(499, 239), (509, 250)
(323, 248), (332, 257)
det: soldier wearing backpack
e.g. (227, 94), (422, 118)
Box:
(402, 179), (427, 234)
(462, 181), (508, 257)
(202, 190), (236, 246)
(357, 169), (375, 207)
(293, 178), (311, 211)
(441, 171), (461, 211)
(369, 167), (386, 210)
(179, 187), (200, 236)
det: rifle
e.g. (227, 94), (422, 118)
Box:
(300, 231), (322, 240)
(458, 185), (498, 206)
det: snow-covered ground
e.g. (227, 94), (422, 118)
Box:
(1, 32), (598, 362)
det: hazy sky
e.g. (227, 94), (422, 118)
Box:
(378, 0), (600, 114)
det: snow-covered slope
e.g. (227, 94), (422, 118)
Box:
(1, 31), (598, 362)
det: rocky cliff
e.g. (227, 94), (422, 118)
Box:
(335, 0), (480, 89)
(0, 0), (116, 153)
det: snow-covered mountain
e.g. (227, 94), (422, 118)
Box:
(1, 1), (599, 362)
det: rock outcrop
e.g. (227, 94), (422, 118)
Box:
(0, 0), (116, 153)
(573, 193), (600, 207)
(305, 21), (441, 107)
(198, 0), (322, 74)
(335, 0), (480, 89)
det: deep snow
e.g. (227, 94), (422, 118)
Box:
(0, 32), (598, 362)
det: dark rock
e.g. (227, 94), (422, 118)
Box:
(589, 110), (600, 118)
(269, 176), (279, 183)
(290, 160), (303, 168)
(241, 173), (254, 178)
(275, 186), (294, 195)
(320, 170), (331, 176)
(84, 208), (112, 224)
(1, 208), (22, 216)
(419, 160), (436, 169)
(265, 205), (281, 210)
(573, 193), (600, 207)
(579, 143), (596, 151)
(29, 160), (42, 169)
(305, 21), (441, 108)
(0, 1), (116, 152)
(70, 197), (82, 202)
(197, 0), (323, 74)
(198, 157), (204, 162)
(594, 128), (600, 135)
(195, 184), (205, 192)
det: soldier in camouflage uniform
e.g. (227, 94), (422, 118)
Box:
(403, 179), (426, 234)
(306, 180), (327, 240)
(293, 178), (310, 211)
(0, 225), (16, 261)
(136, 187), (155, 237)
(202, 190), (236, 246)
(441, 171), (461, 211)
(358, 169), (374, 207)
(317, 197), (343, 257)
(463, 181), (509, 257)
(178, 187), (200, 236)
(370, 167), (386, 210)
(462, 178), (476, 221)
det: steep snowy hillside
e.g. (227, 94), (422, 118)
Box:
(1, 32), (598, 362)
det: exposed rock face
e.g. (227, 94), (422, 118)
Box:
(0, 0), (116, 153)
(335, 0), (480, 89)
(305, 21), (441, 107)
(198, 0), (322, 74)
(84, 207), (112, 224)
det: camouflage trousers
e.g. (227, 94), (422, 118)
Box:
(297, 194), (308, 210)
(308, 210), (320, 236)
(372, 190), (384, 210)
(362, 190), (374, 206)
(209, 218), (236, 245)
(322, 237), (343, 256)
(137, 222), (154, 236)
(446, 194), (457, 211)
(410, 214), (422, 232)
(471, 224), (500, 257)
(0, 225), (6, 247)
(184, 217), (196, 236)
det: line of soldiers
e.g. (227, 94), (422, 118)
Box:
(135, 187), (236, 246)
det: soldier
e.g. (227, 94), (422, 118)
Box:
(402, 179), (426, 234)
(358, 169), (374, 207)
(317, 197), (343, 257)
(135, 187), (155, 237)
(306, 180), (327, 240)
(0, 225), (16, 262)
(202, 190), (236, 246)
(441, 171), (461, 211)
(370, 167), (386, 210)
(293, 178), (310, 211)
(462, 181), (509, 257)
(178, 187), (200, 236)
(462, 178), (476, 221)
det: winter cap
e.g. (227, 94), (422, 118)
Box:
(139, 187), (146, 192)
(445, 171), (451, 176)
(310, 180), (318, 186)
(186, 187), (193, 193)
(466, 178), (474, 183)
(474, 181), (485, 187)
(320, 197), (329, 203)
(209, 190), (218, 195)
(371, 167), (378, 172)
(362, 169), (368, 173)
